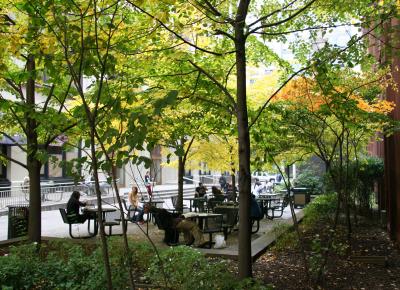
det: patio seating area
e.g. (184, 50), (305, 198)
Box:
(0, 185), (303, 259)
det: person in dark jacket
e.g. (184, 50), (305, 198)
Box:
(250, 194), (263, 220)
(145, 205), (206, 247)
(195, 182), (207, 198)
(219, 175), (227, 192)
(67, 191), (91, 223)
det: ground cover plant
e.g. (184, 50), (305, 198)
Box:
(0, 238), (268, 289)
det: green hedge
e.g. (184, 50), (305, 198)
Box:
(0, 239), (270, 290)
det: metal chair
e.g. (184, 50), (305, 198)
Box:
(202, 215), (224, 248)
(59, 208), (96, 239)
(207, 198), (224, 213)
(103, 210), (124, 236)
(171, 196), (189, 213)
(265, 195), (290, 220)
(214, 206), (239, 240)
(122, 199), (139, 221)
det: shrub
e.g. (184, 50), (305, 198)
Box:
(302, 193), (337, 229)
(0, 239), (155, 289)
(356, 156), (384, 211)
(146, 246), (234, 290)
(293, 170), (324, 195)
(145, 246), (270, 290)
(0, 239), (270, 289)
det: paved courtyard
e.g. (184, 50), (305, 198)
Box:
(0, 183), (304, 260)
(0, 194), (302, 260)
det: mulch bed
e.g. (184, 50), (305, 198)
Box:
(249, 217), (400, 289)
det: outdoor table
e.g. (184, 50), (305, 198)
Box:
(183, 197), (206, 212)
(184, 212), (222, 230)
(215, 204), (239, 210)
(256, 196), (281, 217)
(258, 193), (278, 198)
(279, 189), (289, 195)
(219, 201), (239, 207)
(83, 206), (117, 235)
(146, 200), (164, 207)
(214, 205), (239, 238)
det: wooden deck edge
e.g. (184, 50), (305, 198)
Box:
(199, 210), (304, 261)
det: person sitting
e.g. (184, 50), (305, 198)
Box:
(252, 178), (266, 197)
(225, 183), (238, 202)
(211, 186), (225, 200)
(67, 191), (93, 223)
(207, 186), (225, 211)
(195, 182), (208, 198)
(128, 186), (145, 224)
(266, 179), (274, 193)
(251, 194), (263, 220)
(145, 205), (206, 247)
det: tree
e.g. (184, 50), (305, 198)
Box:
(0, 0), (77, 244)
(127, 0), (398, 278)
(256, 65), (395, 283)
(148, 101), (214, 211)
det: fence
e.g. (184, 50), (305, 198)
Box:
(0, 182), (88, 210)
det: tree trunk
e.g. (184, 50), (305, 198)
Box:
(110, 166), (135, 290)
(26, 54), (41, 244)
(177, 154), (184, 212)
(235, 19), (252, 278)
(90, 126), (113, 289)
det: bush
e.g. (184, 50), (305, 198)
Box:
(0, 239), (270, 290)
(145, 246), (270, 290)
(0, 238), (155, 289)
(356, 156), (384, 211)
(0, 242), (99, 289)
(293, 170), (324, 195)
(302, 193), (337, 229)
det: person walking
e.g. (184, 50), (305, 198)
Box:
(219, 175), (227, 192)
(144, 171), (152, 198)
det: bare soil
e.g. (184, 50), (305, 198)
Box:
(250, 218), (400, 289)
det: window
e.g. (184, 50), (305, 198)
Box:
(41, 146), (79, 179)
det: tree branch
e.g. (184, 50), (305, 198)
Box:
(0, 131), (27, 153)
(250, 18), (387, 129)
(42, 84), (55, 113)
(248, 0), (299, 27)
(247, 0), (317, 36)
(126, 0), (223, 56)
(5, 79), (24, 100)
(0, 151), (27, 169)
(188, 59), (236, 106)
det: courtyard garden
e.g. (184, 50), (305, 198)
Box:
(0, 0), (400, 289)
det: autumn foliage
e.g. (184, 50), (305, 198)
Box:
(274, 75), (395, 115)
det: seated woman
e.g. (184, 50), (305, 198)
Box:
(206, 186), (225, 212)
(128, 186), (145, 224)
(211, 186), (224, 199)
(66, 191), (93, 223)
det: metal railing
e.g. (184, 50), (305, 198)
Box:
(0, 182), (89, 209)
